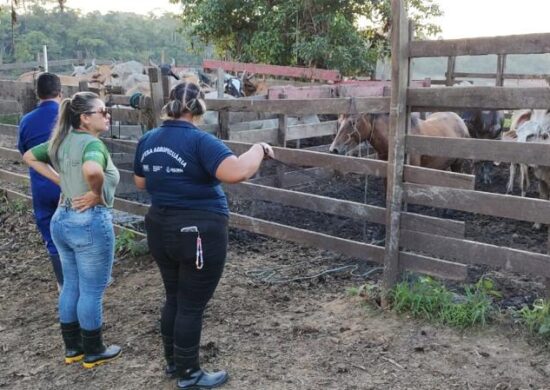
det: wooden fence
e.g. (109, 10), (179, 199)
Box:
(2, 2), (550, 296)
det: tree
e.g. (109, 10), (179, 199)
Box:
(170, 0), (442, 76)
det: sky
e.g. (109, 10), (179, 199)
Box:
(52, 0), (550, 39)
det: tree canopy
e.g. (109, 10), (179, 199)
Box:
(170, 0), (443, 76)
(0, 5), (208, 65)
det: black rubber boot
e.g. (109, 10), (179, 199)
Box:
(175, 345), (228, 389)
(49, 253), (63, 287)
(60, 322), (84, 364)
(162, 334), (177, 377)
(81, 328), (121, 369)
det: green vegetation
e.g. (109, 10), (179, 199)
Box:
(518, 299), (550, 342)
(174, 0), (442, 76)
(350, 276), (550, 345)
(0, 5), (208, 66)
(0, 114), (20, 125)
(390, 276), (494, 328)
(115, 229), (149, 258)
(0, 193), (30, 214)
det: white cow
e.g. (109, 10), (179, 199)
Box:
(506, 109), (550, 196)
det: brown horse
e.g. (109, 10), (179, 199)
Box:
(329, 112), (470, 171)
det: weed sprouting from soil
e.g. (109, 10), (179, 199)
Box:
(517, 299), (550, 343)
(115, 229), (148, 258)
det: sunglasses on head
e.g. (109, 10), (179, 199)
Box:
(84, 109), (110, 118)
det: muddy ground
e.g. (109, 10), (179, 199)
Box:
(2, 132), (550, 389)
(2, 176), (550, 389)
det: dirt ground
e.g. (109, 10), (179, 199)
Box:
(1, 196), (550, 390)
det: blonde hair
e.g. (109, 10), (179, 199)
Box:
(48, 92), (99, 165)
(161, 82), (206, 120)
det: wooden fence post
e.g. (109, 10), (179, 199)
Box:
(445, 56), (456, 86)
(496, 54), (507, 87)
(275, 113), (288, 187)
(216, 67), (230, 140)
(148, 67), (164, 128)
(382, 0), (410, 303)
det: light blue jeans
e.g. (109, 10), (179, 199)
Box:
(51, 206), (115, 331)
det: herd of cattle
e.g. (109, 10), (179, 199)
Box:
(13, 61), (550, 215)
(16, 59), (266, 99)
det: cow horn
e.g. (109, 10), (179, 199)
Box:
(170, 58), (176, 67)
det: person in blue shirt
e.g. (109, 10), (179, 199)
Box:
(134, 82), (273, 389)
(17, 72), (63, 289)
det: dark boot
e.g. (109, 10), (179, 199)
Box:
(174, 345), (228, 389)
(176, 368), (229, 389)
(81, 328), (121, 369)
(49, 253), (63, 287)
(162, 334), (176, 377)
(60, 322), (84, 364)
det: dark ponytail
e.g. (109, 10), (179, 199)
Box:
(161, 82), (206, 119)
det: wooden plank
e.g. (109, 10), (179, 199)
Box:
(452, 72), (550, 81)
(268, 85), (336, 100)
(229, 121), (338, 144)
(401, 229), (550, 278)
(0, 168), (28, 186)
(205, 97), (390, 115)
(230, 213), (466, 280)
(203, 59), (342, 82)
(406, 135), (550, 166)
(403, 165), (474, 190)
(0, 100), (21, 114)
(383, 0), (410, 292)
(287, 120), (337, 140)
(404, 183), (550, 224)
(0, 146), (21, 161)
(250, 167), (334, 188)
(110, 107), (141, 124)
(226, 182), (464, 237)
(0, 124), (18, 138)
(410, 33), (550, 58)
(113, 197), (148, 216)
(401, 211), (464, 238)
(107, 94), (132, 106)
(409, 86), (550, 110)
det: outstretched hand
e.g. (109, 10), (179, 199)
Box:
(72, 191), (104, 212)
(259, 142), (275, 160)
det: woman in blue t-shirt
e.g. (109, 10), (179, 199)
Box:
(133, 82), (273, 389)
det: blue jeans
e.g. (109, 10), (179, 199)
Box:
(51, 206), (115, 330)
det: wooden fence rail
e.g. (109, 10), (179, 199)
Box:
(409, 32), (550, 58)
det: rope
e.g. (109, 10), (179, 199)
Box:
(245, 261), (384, 284)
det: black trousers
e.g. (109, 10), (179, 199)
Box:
(145, 206), (228, 370)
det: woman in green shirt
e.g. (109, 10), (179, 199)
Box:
(23, 91), (121, 368)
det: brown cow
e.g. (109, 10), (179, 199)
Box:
(329, 112), (470, 171)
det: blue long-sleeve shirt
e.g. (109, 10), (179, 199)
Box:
(17, 100), (60, 185)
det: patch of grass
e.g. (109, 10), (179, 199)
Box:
(115, 229), (148, 258)
(518, 299), (550, 342)
(0, 114), (20, 125)
(390, 276), (494, 329)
